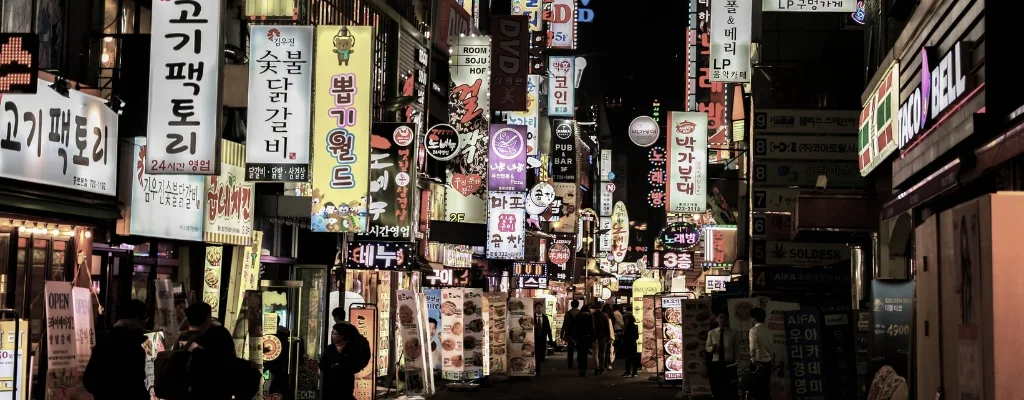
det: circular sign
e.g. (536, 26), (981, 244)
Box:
(605, 182), (616, 193)
(554, 121), (573, 140)
(425, 124), (461, 161)
(525, 198), (548, 216)
(529, 183), (556, 207)
(396, 172), (411, 187)
(548, 243), (571, 265)
(262, 335), (283, 361)
(492, 126), (526, 160)
(659, 222), (703, 251)
(393, 125), (414, 147)
(628, 116), (660, 147)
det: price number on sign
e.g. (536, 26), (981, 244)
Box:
(887, 324), (910, 337)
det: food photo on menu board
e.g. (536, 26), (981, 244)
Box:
(660, 296), (684, 380)
(640, 296), (658, 372)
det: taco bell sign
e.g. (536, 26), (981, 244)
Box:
(897, 41), (970, 151)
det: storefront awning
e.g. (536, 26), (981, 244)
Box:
(0, 180), (121, 223)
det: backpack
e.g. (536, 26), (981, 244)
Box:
(153, 342), (194, 400)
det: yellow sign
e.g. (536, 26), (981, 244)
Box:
(311, 26), (374, 233)
(0, 320), (29, 400)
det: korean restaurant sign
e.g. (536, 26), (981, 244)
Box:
(753, 109), (859, 134)
(547, 57), (575, 117)
(710, 0), (751, 82)
(488, 124), (528, 191)
(598, 216), (612, 251)
(650, 250), (694, 270)
(550, 119), (577, 183)
(311, 26), (373, 233)
(491, 15), (529, 112)
(897, 41), (971, 151)
(666, 112), (707, 214)
(660, 222), (702, 251)
(355, 122), (416, 241)
(544, 0), (577, 49)
(512, 0), (543, 31)
(424, 124), (461, 161)
(347, 241), (414, 270)
(0, 80), (119, 195)
(506, 75), (541, 157)
(487, 191), (527, 260)
(858, 61), (899, 176)
(204, 140), (255, 246)
(119, 137), (204, 241)
(648, 146), (667, 208)
(600, 150), (612, 182)
(628, 116), (659, 147)
(445, 35), (492, 225)
(245, 25), (313, 182)
(761, 0), (858, 12)
(147, 0), (223, 174)
(610, 201), (629, 262)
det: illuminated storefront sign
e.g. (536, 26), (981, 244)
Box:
(347, 241), (414, 270)
(506, 75), (541, 157)
(356, 122), (416, 240)
(513, 261), (548, 289)
(204, 140), (255, 246)
(446, 35), (492, 224)
(648, 146), (667, 208)
(512, 0), (543, 31)
(650, 251), (694, 270)
(488, 125), (528, 191)
(547, 57), (575, 117)
(710, 0), (751, 82)
(491, 15), (529, 112)
(486, 192), (527, 259)
(120, 137), (204, 241)
(610, 202), (629, 262)
(0, 33), (38, 94)
(761, 0), (858, 12)
(544, 0), (576, 49)
(665, 112), (708, 213)
(858, 61), (900, 176)
(898, 41), (970, 151)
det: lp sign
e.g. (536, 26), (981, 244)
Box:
(752, 240), (849, 266)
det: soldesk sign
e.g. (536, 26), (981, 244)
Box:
(898, 41), (971, 151)
(752, 240), (850, 266)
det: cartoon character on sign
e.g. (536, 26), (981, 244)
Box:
(333, 27), (356, 66)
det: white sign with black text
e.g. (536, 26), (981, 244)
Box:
(710, 0), (752, 82)
(753, 135), (858, 161)
(705, 275), (731, 293)
(761, 0), (858, 12)
(753, 109), (860, 135)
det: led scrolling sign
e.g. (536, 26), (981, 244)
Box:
(897, 41), (971, 151)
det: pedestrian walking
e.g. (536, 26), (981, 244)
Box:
(83, 300), (149, 400)
(620, 309), (640, 377)
(561, 300), (582, 369)
(592, 304), (612, 375)
(748, 308), (773, 400)
(533, 302), (553, 376)
(572, 305), (596, 377)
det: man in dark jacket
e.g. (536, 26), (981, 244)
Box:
(572, 305), (595, 377)
(592, 304), (612, 375)
(561, 300), (581, 369)
(83, 300), (149, 400)
(320, 322), (372, 400)
(187, 302), (244, 399)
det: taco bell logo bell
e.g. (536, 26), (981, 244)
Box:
(898, 41), (969, 150)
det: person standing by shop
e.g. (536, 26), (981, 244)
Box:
(572, 305), (596, 377)
(706, 313), (738, 400)
(592, 304), (612, 375)
(83, 300), (149, 400)
(188, 303), (250, 399)
(619, 309), (640, 377)
(533, 302), (553, 376)
(320, 323), (372, 399)
(748, 308), (773, 400)
(561, 300), (581, 369)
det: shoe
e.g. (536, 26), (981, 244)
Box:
(579, 371), (586, 377)
(631, 373), (638, 377)
(620, 373), (631, 377)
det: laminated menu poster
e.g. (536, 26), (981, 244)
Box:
(681, 299), (712, 394)
(868, 280), (913, 400)
(784, 307), (826, 400)
(396, 290), (428, 395)
(486, 293), (509, 374)
(142, 332), (166, 400)
(377, 274), (392, 378)
(632, 277), (660, 354)
(640, 295), (658, 372)
(507, 297), (536, 376)
(481, 297), (490, 376)
(727, 297), (759, 370)
(44, 281), (88, 400)
(71, 287), (95, 373)
(203, 246), (224, 318)
(351, 307), (377, 400)
(424, 289), (442, 371)
(766, 301), (800, 400)
(0, 319), (29, 400)
(462, 289), (485, 380)
(660, 296), (684, 380)
(440, 289), (465, 380)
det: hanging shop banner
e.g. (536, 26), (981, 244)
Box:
(528, 182), (556, 209)
(546, 0), (576, 49)
(439, 289), (464, 380)
(506, 75), (541, 156)
(762, 0), (858, 12)
(490, 15), (529, 112)
(681, 299), (712, 394)
(202, 246), (223, 318)
(397, 291), (428, 394)
(488, 124), (528, 191)
(598, 216), (612, 252)
(512, 0), (543, 31)
(751, 240), (850, 266)
(346, 241), (414, 270)
(0, 80), (120, 194)
(311, 26), (373, 233)
(146, 0), (223, 174)
(547, 57), (575, 117)
(424, 124), (461, 161)
(610, 201), (629, 262)
(118, 137), (204, 241)
(858, 61), (900, 176)
(0, 319), (29, 400)
(513, 262), (548, 289)
(351, 307), (377, 400)
(550, 119), (577, 182)
(446, 35), (492, 224)
(355, 122), (416, 240)
(753, 134), (857, 160)
(751, 160), (863, 188)
(445, 168), (487, 224)
(552, 183), (578, 233)
(666, 111), (708, 214)
(376, 275), (392, 377)
(424, 289), (442, 371)
(752, 109), (860, 134)
(44, 281), (86, 400)
(486, 191), (527, 260)
(648, 146), (667, 208)
(507, 297), (536, 376)
(462, 289), (485, 379)
(71, 287), (95, 372)
(486, 293), (509, 374)
(710, 0), (751, 82)
(433, 0), (472, 49)
(245, 25), (313, 181)
(650, 251), (694, 270)
(203, 140), (255, 246)
(784, 308), (826, 400)
(599, 149), (612, 182)
(869, 280), (914, 394)
(766, 301), (801, 400)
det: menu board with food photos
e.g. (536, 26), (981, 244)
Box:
(681, 299), (712, 394)
(507, 297), (536, 376)
(486, 293), (509, 375)
(377, 274), (392, 377)
(660, 296), (684, 380)
(203, 246), (224, 317)
(462, 289), (485, 379)
(640, 296), (658, 372)
(439, 289), (464, 380)
(396, 290), (427, 395)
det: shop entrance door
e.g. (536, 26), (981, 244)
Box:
(260, 265), (328, 400)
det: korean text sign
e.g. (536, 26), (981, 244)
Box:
(246, 25), (313, 181)
(147, 0), (223, 174)
(445, 36), (492, 224)
(666, 112), (708, 213)
(0, 80), (119, 195)
(549, 119), (576, 182)
(490, 15), (529, 112)
(784, 308), (826, 400)
(488, 124), (528, 191)
(487, 191), (527, 260)
(505, 75), (541, 156)
(121, 137), (204, 241)
(710, 0), (752, 82)
(356, 122), (416, 240)
(547, 57), (575, 117)
(512, 0), (543, 31)
(545, 0), (576, 49)
(203, 140), (254, 246)
(311, 26), (373, 233)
